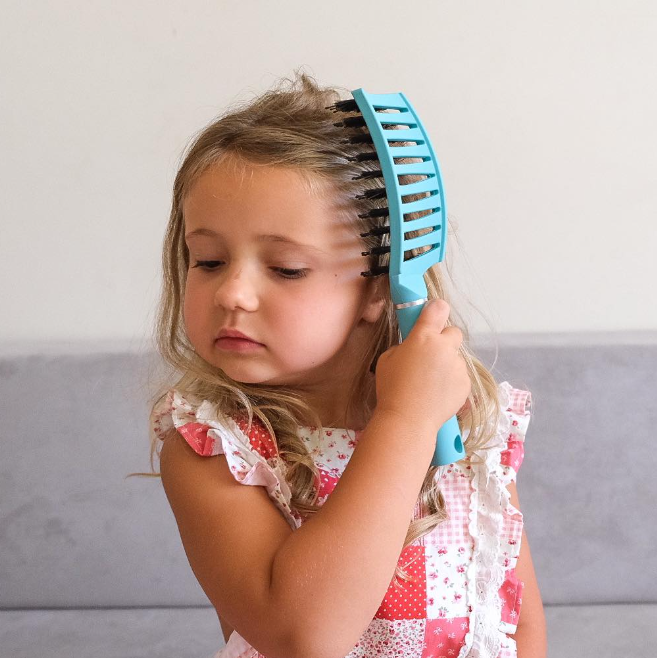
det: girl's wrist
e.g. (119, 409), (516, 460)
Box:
(369, 407), (440, 454)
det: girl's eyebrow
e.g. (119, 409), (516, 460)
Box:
(185, 228), (329, 255)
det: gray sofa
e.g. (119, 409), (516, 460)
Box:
(1, 333), (656, 658)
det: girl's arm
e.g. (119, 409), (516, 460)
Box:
(506, 481), (548, 657)
(270, 408), (443, 658)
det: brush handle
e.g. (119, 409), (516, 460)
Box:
(396, 302), (466, 467)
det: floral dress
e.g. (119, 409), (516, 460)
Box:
(151, 381), (532, 658)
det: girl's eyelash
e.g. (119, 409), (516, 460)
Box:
(191, 261), (308, 279)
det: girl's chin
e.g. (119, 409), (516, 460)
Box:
(224, 370), (300, 388)
(201, 354), (307, 387)
(213, 364), (278, 386)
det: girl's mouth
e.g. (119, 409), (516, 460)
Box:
(215, 337), (264, 352)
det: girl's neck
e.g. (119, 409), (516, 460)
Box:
(309, 372), (377, 431)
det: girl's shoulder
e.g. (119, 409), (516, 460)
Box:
(151, 388), (298, 529)
(150, 388), (364, 522)
(151, 388), (279, 459)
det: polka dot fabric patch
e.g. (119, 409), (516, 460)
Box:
(375, 545), (427, 620)
(232, 414), (279, 461)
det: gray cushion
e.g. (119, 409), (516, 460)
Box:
(1, 335), (655, 653)
(0, 605), (655, 658)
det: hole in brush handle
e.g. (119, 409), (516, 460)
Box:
(432, 414), (466, 467)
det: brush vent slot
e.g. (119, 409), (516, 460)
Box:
(399, 174), (434, 186)
(401, 189), (435, 204)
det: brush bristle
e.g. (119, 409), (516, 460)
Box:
(330, 95), (392, 279)
(326, 99), (359, 113)
(361, 265), (389, 277)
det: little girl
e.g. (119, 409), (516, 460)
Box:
(148, 71), (546, 658)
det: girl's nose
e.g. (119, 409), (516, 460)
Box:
(213, 267), (259, 312)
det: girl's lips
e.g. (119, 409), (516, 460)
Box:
(215, 337), (264, 352)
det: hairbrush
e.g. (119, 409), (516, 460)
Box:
(327, 88), (466, 467)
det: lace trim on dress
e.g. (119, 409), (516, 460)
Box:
(152, 388), (300, 532)
(459, 381), (531, 658)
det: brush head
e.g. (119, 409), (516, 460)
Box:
(326, 89), (447, 300)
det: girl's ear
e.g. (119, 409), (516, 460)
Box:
(361, 278), (387, 324)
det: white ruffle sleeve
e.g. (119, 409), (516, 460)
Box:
(151, 388), (299, 532)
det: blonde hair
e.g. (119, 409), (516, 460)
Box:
(128, 68), (503, 588)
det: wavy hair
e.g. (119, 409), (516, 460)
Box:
(128, 69), (503, 588)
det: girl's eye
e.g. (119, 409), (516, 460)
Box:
(191, 260), (222, 270)
(273, 267), (308, 279)
(191, 261), (308, 280)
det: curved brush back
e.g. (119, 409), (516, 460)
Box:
(351, 89), (447, 324)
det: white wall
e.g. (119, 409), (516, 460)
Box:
(1, 0), (655, 352)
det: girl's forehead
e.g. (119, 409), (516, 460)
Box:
(187, 160), (330, 200)
(183, 162), (355, 240)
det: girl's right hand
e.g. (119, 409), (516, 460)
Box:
(373, 299), (471, 433)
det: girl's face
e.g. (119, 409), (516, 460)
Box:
(182, 159), (384, 424)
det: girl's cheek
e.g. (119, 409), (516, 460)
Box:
(184, 278), (208, 308)
(182, 289), (203, 333)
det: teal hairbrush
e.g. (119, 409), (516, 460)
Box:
(327, 88), (466, 467)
